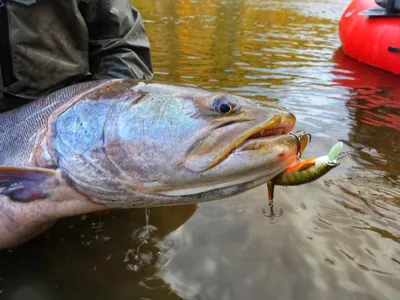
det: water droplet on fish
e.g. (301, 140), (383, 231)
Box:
(145, 208), (150, 235)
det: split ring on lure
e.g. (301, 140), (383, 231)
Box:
(264, 134), (356, 222)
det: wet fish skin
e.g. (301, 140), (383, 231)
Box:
(0, 79), (299, 248)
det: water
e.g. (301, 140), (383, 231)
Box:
(1, 0), (400, 299)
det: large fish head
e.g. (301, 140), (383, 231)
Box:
(49, 81), (300, 207)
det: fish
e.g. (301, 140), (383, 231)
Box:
(0, 79), (300, 248)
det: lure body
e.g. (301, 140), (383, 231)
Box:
(271, 155), (339, 186)
(265, 141), (349, 221)
(271, 141), (343, 186)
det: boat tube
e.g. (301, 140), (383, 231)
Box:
(339, 0), (400, 74)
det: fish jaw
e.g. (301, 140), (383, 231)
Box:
(155, 134), (300, 197)
(184, 108), (296, 173)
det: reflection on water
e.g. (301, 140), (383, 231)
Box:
(1, 0), (399, 299)
(332, 49), (400, 176)
(0, 206), (197, 300)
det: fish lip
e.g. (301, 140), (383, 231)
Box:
(184, 111), (296, 173)
(233, 134), (287, 153)
(246, 127), (287, 140)
(227, 113), (295, 154)
(204, 114), (295, 169)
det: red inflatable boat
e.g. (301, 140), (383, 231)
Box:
(339, 0), (400, 75)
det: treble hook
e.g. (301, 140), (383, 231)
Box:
(304, 133), (312, 144)
(262, 201), (283, 223)
(289, 132), (302, 159)
(263, 131), (312, 222)
(262, 181), (283, 223)
(289, 131), (312, 160)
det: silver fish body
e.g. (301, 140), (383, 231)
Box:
(0, 79), (299, 248)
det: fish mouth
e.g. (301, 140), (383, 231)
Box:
(246, 126), (287, 140)
(184, 112), (296, 172)
(227, 113), (296, 153)
(233, 122), (291, 153)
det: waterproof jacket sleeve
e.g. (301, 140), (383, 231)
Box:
(79, 0), (154, 80)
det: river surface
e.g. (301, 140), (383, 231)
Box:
(1, 0), (400, 299)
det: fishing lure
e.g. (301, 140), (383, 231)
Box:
(273, 141), (344, 187)
(264, 137), (355, 222)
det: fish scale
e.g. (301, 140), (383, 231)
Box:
(0, 81), (98, 165)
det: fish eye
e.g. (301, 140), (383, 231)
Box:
(213, 95), (235, 114)
(219, 103), (232, 113)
